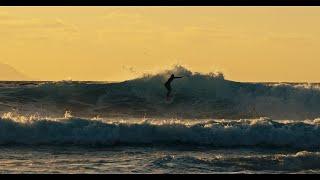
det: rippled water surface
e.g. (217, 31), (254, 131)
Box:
(0, 146), (319, 174)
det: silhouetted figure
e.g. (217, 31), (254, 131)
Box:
(164, 74), (183, 99)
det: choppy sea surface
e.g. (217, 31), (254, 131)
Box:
(1, 116), (320, 174)
(1, 145), (320, 174)
(1, 66), (320, 173)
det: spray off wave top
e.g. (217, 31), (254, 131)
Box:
(0, 65), (320, 119)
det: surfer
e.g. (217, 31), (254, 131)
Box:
(164, 74), (183, 100)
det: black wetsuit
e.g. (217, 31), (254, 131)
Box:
(164, 75), (182, 98)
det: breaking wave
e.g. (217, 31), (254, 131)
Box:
(1, 65), (320, 119)
(1, 112), (320, 149)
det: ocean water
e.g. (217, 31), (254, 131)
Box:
(1, 145), (319, 174)
(0, 116), (320, 174)
(1, 66), (320, 174)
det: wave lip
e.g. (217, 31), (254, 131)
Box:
(1, 115), (320, 149)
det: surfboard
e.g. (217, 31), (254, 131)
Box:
(165, 95), (174, 103)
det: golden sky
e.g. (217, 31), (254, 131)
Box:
(0, 6), (320, 82)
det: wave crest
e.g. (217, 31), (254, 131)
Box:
(0, 113), (320, 149)
(1, 65), (320, 119)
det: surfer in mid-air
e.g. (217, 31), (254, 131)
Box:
(165, 74), (183, 100)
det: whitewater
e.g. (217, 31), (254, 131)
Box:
(1, 113), (320, 149)
(1, 66), (320, 173)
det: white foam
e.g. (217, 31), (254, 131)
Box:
(1, 113), (320, 148)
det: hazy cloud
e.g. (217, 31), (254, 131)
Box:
(0, 11), (12, 20)
(263, 32), (313, 45)
(0, 12), (78, 41)
(0, 18), (77, 32)
(99, 11), (235, 42)
(103, 11), (143, 24)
